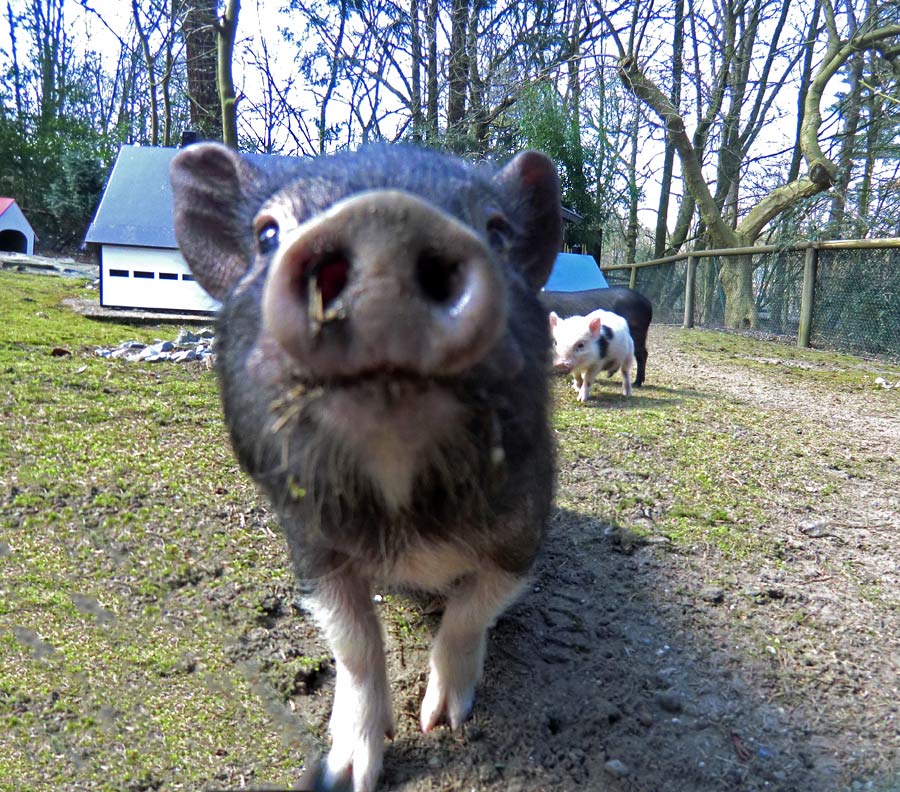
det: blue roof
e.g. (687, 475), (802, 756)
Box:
(85, 146), (182, 248)
(84, 144), (298, 249)
(543, 252), (609, 291)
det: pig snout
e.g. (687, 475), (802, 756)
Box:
(261, 190), (507, 381)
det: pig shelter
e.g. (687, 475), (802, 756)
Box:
(85, 145), (222, 313)
(0, 197), (36, 256)
(543, 251), (609, 292)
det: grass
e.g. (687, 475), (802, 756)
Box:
(1, 272), (303, 791)
(550, 326), (899, 561)
(674, 327), (900, 393)
(552, 384), (777, 557)
(2, 272), (897, 789)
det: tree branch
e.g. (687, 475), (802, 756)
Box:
(617, 54), (738, 247)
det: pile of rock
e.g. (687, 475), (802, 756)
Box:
(95, 328), (215, 364)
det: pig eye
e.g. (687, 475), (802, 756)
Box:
(257, 220), (280, 254)
(486, 215), (512, 253)
(575, 342), (585, 351)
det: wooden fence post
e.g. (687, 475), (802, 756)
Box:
(629, 265), (637, 289)
(683, 254), (697, 328)
(798, 245), (818, 348)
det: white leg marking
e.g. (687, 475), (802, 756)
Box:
(578, 369), (595, 402)
(622, 357), (633, 396)
(310, 575), (393, 792)
(420, 570), (525, 733)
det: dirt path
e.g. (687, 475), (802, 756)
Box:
(223, 326), (898, 792)
(409, 327), (899, 791)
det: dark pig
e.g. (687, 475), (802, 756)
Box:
(539, 285), (652, 386)
(169, 143), (560, 792)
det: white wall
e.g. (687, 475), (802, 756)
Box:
(100, 245), (221, 312)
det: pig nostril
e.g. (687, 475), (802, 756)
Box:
(295, 250), (350, 309)
(314, 251), (350, 307)
(416, 250), (463, 306)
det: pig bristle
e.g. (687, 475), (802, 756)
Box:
(263, 384), (499, 561)
(269, 384), (326, 435)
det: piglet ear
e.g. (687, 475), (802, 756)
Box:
(496, 151), (562, 291)
(588, 316), (604, 337)
(169, 142), (258, 300)
(549, 311), (559, 328)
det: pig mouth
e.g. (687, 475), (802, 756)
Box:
(289, 366), (462, 404)
(324, 368), (462, 401)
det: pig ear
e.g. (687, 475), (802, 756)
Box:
(588, 316), (604, 337)
(549, 311), (559, 328)
(496, 151), (562, 291)
(169, 142), (258, 300)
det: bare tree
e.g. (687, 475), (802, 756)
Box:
(596, 0), (900, 327)
(446, 0), (469, 143)
(177, 0), (222, 140)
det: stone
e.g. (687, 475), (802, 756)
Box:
(604, 759), (629, 778)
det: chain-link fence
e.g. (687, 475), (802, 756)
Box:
(811, 246), (900, 360)
(603, 240), (900, 362)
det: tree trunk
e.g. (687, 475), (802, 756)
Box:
(625, 110), (640, 264)
(409, 0), (423, 142)
(826, 51), (863, 231)
(653, 0), (684, 258)
(719, 255), (757, 328)
(179, 0), (222, 141)
(425, 0), (438, 142)
(162, 35), (173, 147)
(856, 61), (882, 234)
(787, 1), (821, 183)
(6, 4), (24, 122)
(467, 1), (487, 152)
(446, 0), (469, 144)
(317, 0), (345, 153)
(132, 0), (159, 146)
(218, 0), (240, 148)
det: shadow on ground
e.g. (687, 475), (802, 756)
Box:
(369, 507), (841, 792)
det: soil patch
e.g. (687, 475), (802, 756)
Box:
(224, 326), (899, 791)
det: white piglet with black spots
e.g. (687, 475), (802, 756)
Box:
(549, 308), (635, 400)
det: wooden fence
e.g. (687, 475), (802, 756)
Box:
(601, 238), (900, 351)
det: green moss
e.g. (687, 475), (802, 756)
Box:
(0, 272), (303, 790)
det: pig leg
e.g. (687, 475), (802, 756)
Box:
(421, 569), (525, 732)
(310, 573), (393, 792)
(577, 367), (596, 402)
(571, 371), (583, 394)
(621, 357), (634, 397)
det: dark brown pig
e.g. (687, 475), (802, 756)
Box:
(169, 143), (560, 792)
